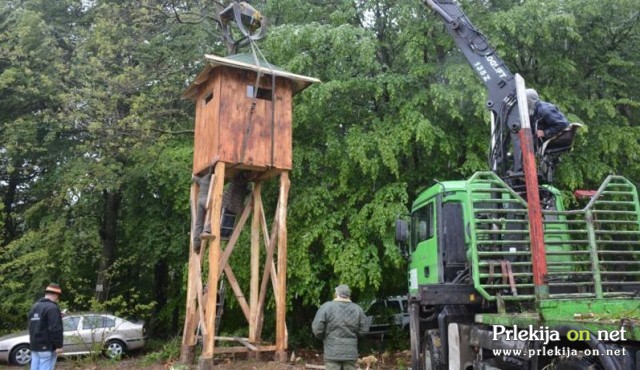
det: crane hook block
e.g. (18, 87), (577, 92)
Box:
(220, 1), (267, 46)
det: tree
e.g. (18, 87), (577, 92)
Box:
(0, 0), (638, 342)
(0, 0), (79, 246)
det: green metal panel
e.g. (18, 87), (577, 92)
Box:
(476, 299), (640, 341)
(466, 172), (532, 301)
(409, 173), (640, 328)
(463, 173), (640, 306)
(408, 200), (439, 294)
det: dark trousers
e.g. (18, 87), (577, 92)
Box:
(325, 360), (357, 370)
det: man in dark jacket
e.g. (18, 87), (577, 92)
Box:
(28, 283), (64, 370)
(526, 89), (569, 140)
(312, 284), (368, 370)
(511, 89), (570, 173)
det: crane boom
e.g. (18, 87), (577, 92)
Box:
(424, 0), (521, 176)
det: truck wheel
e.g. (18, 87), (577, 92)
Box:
(423, 329), (443, 370)
(553, 356), (601, 370)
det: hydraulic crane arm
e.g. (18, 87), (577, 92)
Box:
(424, 0), (521, 175)
(425, 0), (549, 300)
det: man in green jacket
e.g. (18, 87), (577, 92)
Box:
(312, 284), (368, 370)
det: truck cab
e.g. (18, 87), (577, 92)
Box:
(400, 174), (570, 296)
(397, 172), (640, 370)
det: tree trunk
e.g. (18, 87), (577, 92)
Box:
(153, 258), (168, 334)
(2, 167), (20, 246)
(96, 189), (122, 302)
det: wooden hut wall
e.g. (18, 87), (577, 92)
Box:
(193, 69), (222, 174)
(192, 66), (293, 175)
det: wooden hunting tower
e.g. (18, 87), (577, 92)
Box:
(184, 53), (318, 175)
(180, 54), (318, 369)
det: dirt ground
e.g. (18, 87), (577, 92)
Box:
(39, 350), (412, 370)
(53, 361), (311, 369)
(208, 349), (411, 370)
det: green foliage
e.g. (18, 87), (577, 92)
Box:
(65, 354), (121, 368)
(87, 294), (156, 321)
(142, 336), (182, 365)
(287, 323), (317, 349)
(0, 202), (4, 245)
(0, 0), (638, 347)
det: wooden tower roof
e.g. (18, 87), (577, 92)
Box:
(183, 53), (320, 100)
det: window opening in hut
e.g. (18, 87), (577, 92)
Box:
(247, 85), (272, 101)
(204, 91), (214, 105)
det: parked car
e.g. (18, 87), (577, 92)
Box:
(0, 313), (147, 366)
(365, 295), (409, 335)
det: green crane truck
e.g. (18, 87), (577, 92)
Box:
(395, 2), (640, 370)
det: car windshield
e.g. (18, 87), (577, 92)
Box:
(386, 300), (402, 313)
(367, 301), (387, 316)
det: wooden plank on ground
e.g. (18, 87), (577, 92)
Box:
(213, 337), (258, 351)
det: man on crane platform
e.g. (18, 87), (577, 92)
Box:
(526, 89), (570, 142)
(511, 89), (570, 175)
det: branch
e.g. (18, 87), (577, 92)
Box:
(140, 3), (221, 26)
(150, 128), (194, 135)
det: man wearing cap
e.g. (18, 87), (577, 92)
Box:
(312, 284), (368, 370)
(28, 283), (64, 370)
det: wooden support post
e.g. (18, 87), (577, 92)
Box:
(183, 167), (290, 366)
(275, 172), (290, 362)
(256, 195), (288, 341)
(199, 161), (225, 370)
(181, 183), (199, 364)
(255, 197), (279, 338)
(249, 182), (262, 357)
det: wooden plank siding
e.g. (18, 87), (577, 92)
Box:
(193, 66), (293, 175)
(193, 69), (221, 175)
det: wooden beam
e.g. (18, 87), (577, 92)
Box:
(255, 196), (279, 338)
(253, 168), (280, 182)
(217, 197), (252, 280)
(188, 169), (289, 366)
(275, 172), (290, 361)
(214, 336), (249, 341)
(249, 182), (262, 342)
(211, 345), (277, 354)
(194, 252), (206, 337)
(201, 161), (225, 364)
(202, 169), (216, 232)
(180, 184), (199, 364)
(258, 186), (288, 338)
(232, 337), (257, 351)
(223, 264), (251, 322)
(213, 337), (258, 351)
